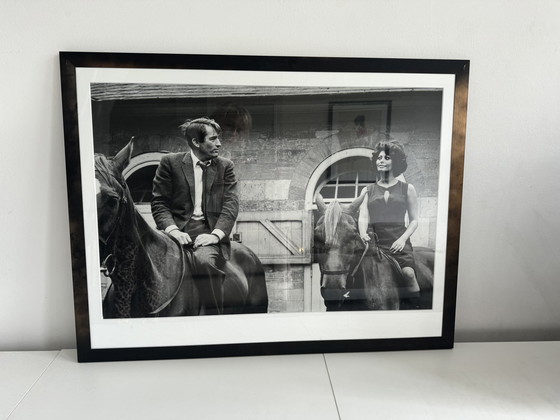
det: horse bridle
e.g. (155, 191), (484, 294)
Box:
(320, 242), (370, 279)
(100, 253), (116, 277)
(97, 172), (128, 278)
(320, 231), (403, 286)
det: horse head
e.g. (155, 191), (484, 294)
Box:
(314, 193), (366, 307)
(94, 139), (134, 246)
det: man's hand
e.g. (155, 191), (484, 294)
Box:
(169, 229), (192, 246)
(194, 233), (219, 249)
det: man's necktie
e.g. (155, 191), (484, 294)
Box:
(197, 160), (211, 216)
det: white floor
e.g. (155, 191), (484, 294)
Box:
(2, 342), (559, 419)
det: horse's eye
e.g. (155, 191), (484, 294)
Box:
(101, 192), (120, 209)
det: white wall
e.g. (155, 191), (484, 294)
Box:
(1, 0), (559, 350)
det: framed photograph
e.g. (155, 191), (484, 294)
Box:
(60, 52), (469, 362)
(328, 100), (392, 141)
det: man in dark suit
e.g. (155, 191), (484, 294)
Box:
(151, 117), (239, 314)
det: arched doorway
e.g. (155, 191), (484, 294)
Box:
(304, 148), (375, 210)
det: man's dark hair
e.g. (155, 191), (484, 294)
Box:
(371, 140), (408, 177)
(179, 117), (222, 148)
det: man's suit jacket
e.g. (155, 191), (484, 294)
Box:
(151, 152), (239, 259)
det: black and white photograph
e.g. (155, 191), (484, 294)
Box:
(60, 53), (468, 361)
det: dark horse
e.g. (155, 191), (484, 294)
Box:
(96, 140), (268, 318)
(314, 194), (434, 311)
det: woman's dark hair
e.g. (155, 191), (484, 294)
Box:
(371, 140), (408, 177)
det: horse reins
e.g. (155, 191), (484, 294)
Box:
(148, 233), (188, 315)
(320, 242), (370, 279)
(98, 171), (129, 278)
(320, 231), (404, 290)
(351, 242), (370, 278)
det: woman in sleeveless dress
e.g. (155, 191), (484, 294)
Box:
(358, 140), (420, 298)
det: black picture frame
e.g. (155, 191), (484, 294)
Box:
(60, 52), (469, 362)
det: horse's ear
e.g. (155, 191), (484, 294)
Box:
(113, 137), (134, 174)
(345, 192), (366, 215)
(315, 193), (327, 215)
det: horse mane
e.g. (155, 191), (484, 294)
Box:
(324, 200), (343, 247)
